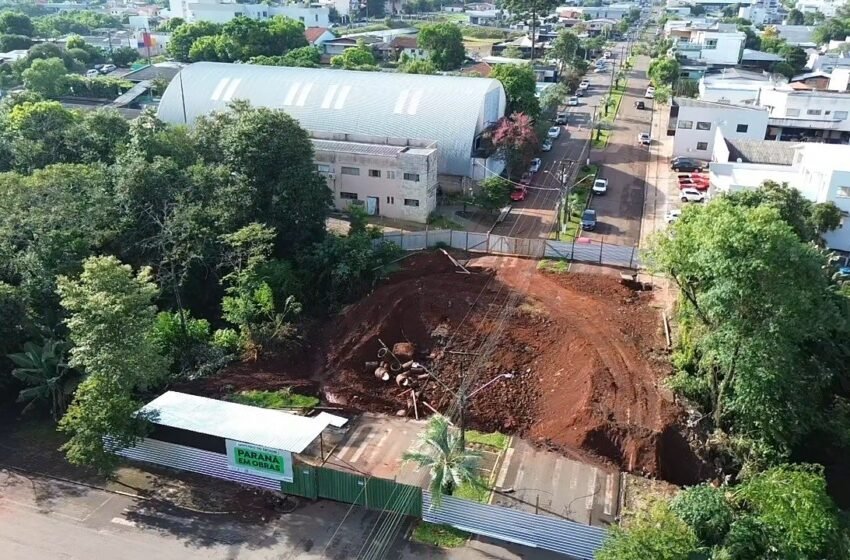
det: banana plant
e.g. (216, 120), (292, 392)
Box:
(9, 339), (77, 421)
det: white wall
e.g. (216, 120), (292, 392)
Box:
(179, 1), (330, 27)
(759, 88), (850, 132)
(699, 84), (764, 105)
(693, 31), (744, 65)
(822, 169), (850, 250)
(672, 104), (769, 158)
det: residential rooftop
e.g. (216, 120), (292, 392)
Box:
(723, 138), (796, 166)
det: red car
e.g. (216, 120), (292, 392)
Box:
(678, 179), (709, 191)
(677, 173), (708, 181)
(510, 186), (528, 201)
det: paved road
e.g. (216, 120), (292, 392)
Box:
(490, 63), (610, 239)
(0, 469), (564, 560)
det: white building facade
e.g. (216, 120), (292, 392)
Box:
(168, 0), (330, 27)
(669, 98), (769, 158)
(759, 87), (850, 143)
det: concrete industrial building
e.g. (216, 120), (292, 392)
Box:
(157, 62), (507, 219)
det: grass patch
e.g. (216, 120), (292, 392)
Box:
(455, 478), (492, 503)
(593, 83), (627, 150)
(427, 214), (464, 230)
(412, 521), (470, 548)
(228, 388), (319, 410)
(538, 259), (571, 273)
(554, 183), (592, 240)
(465, 429), (510, 451)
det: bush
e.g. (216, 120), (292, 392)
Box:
(671, 485), (734, 546)
(228, 388), (319, 410)
(212, 328), (240, 353)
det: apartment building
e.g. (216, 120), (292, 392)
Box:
(668, 97), (769, 158)
(168, 0), (330, 27)
(313, 133), (438, 223)
(698, 68), (776, 105)
(668, 23), (746, 66)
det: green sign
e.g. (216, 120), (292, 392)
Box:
(225, 440), (293, 482)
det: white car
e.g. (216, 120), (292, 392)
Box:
(85, 68), (100, 78)
(100, 63), (117, 74)
(665, 208), (682, 223)
(568, 96), (579, 106)
(529, 158), (542, 173)
(638, 132), (651, 145)
(594, 66), (606, 73)
(680, 188), (705, 203)
(578, 80), (589, 90)
(644, 86), (655, 99)
(541, 138), (553, 152)
(548, 126), (561, 139)
(592, 178), (609, 194)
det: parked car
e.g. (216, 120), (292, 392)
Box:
(510, 186), (528, 201)
(634, 100), (645, 110)
(671, 157), (706, 172)
(580, 209), (598, 231)
(548, 126), (561, 139)
(529, 158), (542, 173)
(594, 66), (607, 73)
(592, 178), (609, 195)
(85, 69), (100, 78)
(678, 179), (709, 191)
(520, 172), (532, 185)
(579, 80), (589, 90)
(604, 50), (612, 58)
(677, 173), (708, 181)
(542, 138), (553, 152)
(576, 89), (585, 97)
(568, 96), (579, 106)
(555, 112), (568, 124)
(100, 63), (116, 74)
(665, 208), (682, 223)
(680, 188), (706, 203)
(638, 132), (651, 145)
(644, 86), (655, 99)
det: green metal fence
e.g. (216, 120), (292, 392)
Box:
(282, 464), (421, 517)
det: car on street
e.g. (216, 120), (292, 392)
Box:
(86, 68), (100, 78)
(520, 172), (532, 185)
(680, 188), (706, 203)
(576, 89), (584, 97)
(677, 173), (708, 181)
(529, 158), (542, 173)
(671, 157), (706, 172)
(555, 112), (568, 124)
(548, 126), (561, 138)
(678, 179), (709, 190)
(604, 50), (612, 58)
(665, 208), (682, 223)
(100, 63), (117, 74)
(644, 86), (655, 98)
(510, 186), (528, 201)
(638, 132), (651, 145)
(592, 177), (609, 195)
(580, 209), (598, 231)
(568, 96), (579, 106)
(542, 138), (553, 151)
(579, 80), (589, 90)
(594, 66), (606, 73)
(634, 100), (645, 109)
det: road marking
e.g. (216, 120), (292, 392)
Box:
(494, 447), (514, 488)
(361, 428), (392, 465)
(334, 425), (368, 461)
(604, 473), (615, 516)
(82, 495), (113, 522)
(348, 428), (377, 464)
(110, 517), (136, 527)
(586, 468), (598, 511)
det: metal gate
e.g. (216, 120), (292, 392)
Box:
(422, 491), (607, 560)
(281, 464), (318, 499)
(316, 467), (422, 516)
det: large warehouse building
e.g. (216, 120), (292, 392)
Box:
(157, 62), (508, 200)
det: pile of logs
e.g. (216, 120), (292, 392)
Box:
(365, 341), (437, 419)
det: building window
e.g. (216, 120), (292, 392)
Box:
(340, 192), (358, 200)
(696, 142), (708, 150)
(369, 169), (381, 178)
(837, 187), (850, 198)
(386, 171), (396, 179)
(736, 124), (748, 133)
(386, 196), (394, 204)
(341, 166), (360, 176)
(836, 111), (848, 120)
(704, 39), (717, 49)
(677, 120), (694, 129)
(785, 108), (800, 117)
(404, 198), (420, 207)
(316, 164), (331, 174)
(403, 173), (420, 182)
(806, 109), (822, 116)
(696, 121), (711, 130)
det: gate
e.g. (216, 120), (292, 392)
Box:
(316, 467), (422, 516)
(422, 491), (607, 560)
(280, 463), (318, 499)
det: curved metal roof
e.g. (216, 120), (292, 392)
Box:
(157, 62), (506, 176)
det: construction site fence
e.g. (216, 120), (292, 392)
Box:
(422, 491), (608, 560)
(376, 229), (641, 269)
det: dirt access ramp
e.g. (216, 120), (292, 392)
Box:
(320, 251), (703, 484)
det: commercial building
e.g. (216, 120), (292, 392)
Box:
(167, 0), (330, 27)
(709, 133), (850, 250)
(668, 97), (769, 158)
(157, 62), (507, 195)
(759, 86), (850, 142)
(698, 68), (777, 105)
(312, 132), (438, 223)
(667, 23), (746, 66)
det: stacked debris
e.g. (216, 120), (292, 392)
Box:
(366, 340), (435, 418)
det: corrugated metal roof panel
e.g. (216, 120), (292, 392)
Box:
(157, 62), (506, 176)
(139, 391), (347, 454)
(312, 139), (404, 157)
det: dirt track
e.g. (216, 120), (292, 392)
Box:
(189, 251), (704, 483)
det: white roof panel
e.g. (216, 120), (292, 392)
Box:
(140, 391), (347, 454)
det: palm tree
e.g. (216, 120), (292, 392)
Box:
(403, 414), (479, 507)
(9, 339), (76, 421)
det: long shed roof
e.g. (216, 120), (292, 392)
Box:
(140, 391), (347, 454)
(157, 62), (506, 176)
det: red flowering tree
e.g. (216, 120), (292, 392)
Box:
(492, 112), (539, 178)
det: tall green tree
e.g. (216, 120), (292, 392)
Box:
(167, 21), (221, 61)
(330, 42), (377, 69)
(417, 22), (465, 71)
(597, 502), (699, 560)
(501, 0), (560, 62)
(21, 57), (67, 98)
(648, 58), (681, 87)
(403, 414), (479, 506)
(0, 12), (34, 36)
(550, 29), (580, 74)
(491, 63), (540, 118)
(57, 256), (169, 471)
(787, 8), (804, 25)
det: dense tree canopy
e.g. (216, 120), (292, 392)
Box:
(168, 16), (307, 63)
(490, 63), (540, 118)
(417, 22), (465, 71)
